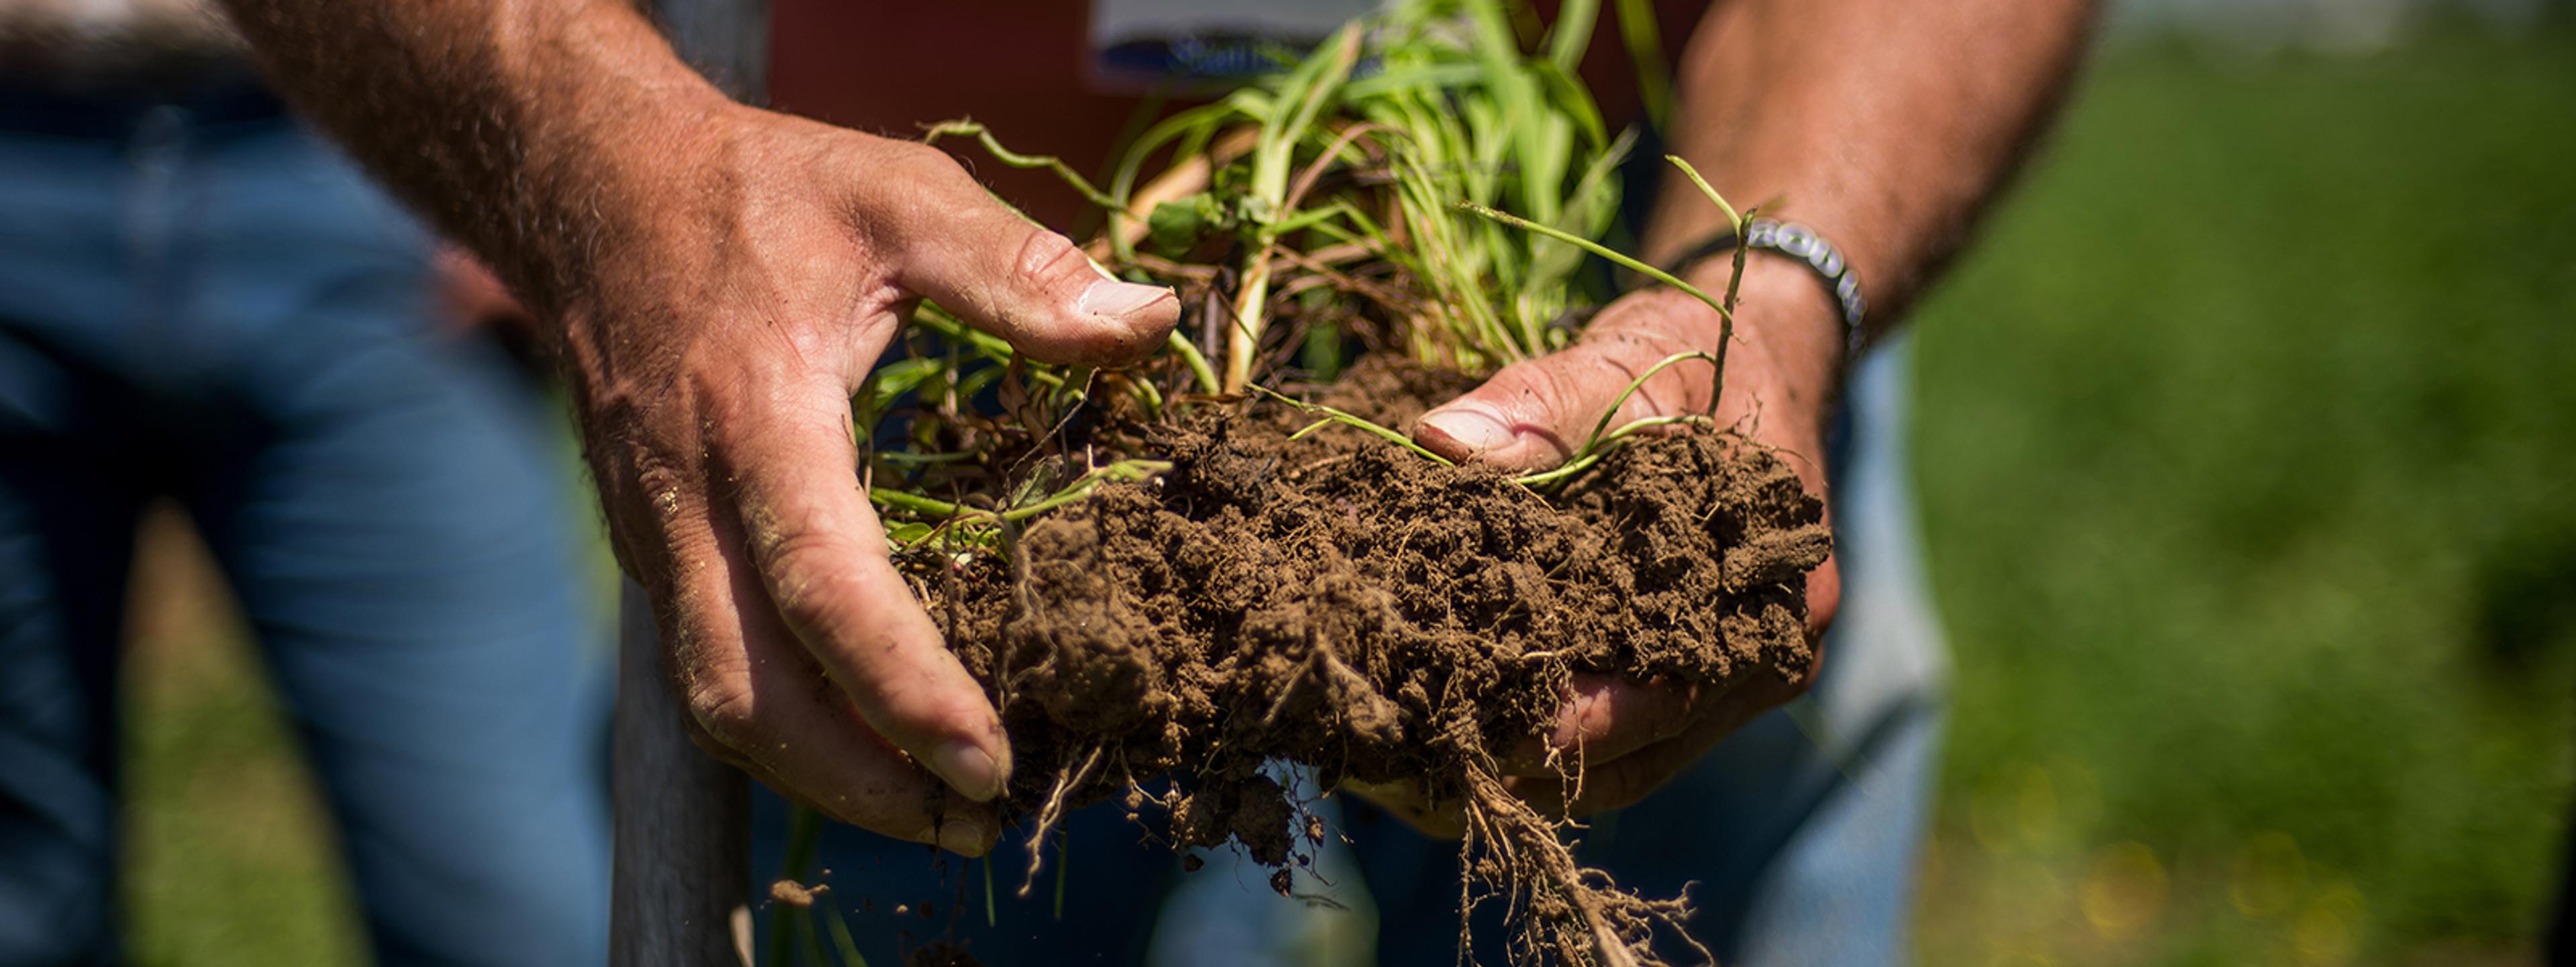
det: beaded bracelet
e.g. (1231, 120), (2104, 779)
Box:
(1664, 218), (1868, 357)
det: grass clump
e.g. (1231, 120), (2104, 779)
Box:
(844, 3), (1806, 966)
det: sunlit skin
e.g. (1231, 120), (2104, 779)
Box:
(212, 0), (2094, 849)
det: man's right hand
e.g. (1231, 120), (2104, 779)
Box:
(556, 99), (1179, 855)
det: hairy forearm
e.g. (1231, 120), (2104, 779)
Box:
(1647, 0), (2099, 340)
(215, 0), (731, 313)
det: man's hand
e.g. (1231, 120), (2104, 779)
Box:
(1341, 0), (2094, 831)
(560, 101), (1179, 854)
(215, 0), (1183, 857)
(1361, 258), (1845, 831)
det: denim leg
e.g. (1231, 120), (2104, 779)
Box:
(1725, 708), (1941, 967)
(165, 119), (612, 967)
(749, 787), (1181, 966)
(0, 109), (158, 967)
(1147, 768), (1376, 967)
(0, 376), (148, 967)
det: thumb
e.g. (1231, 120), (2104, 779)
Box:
(1413, 331), (1715, 472)
(888, 155), (1179, 367)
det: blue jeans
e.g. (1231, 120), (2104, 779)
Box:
(0, 84), (610, 966)
(757, 344), (1948, 966)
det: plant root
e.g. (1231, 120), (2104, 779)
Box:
(1460, 762), (1700, 967)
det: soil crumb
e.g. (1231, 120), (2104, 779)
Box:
(767, 878), (822, 909)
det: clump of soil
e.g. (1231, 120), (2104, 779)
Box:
(926, 358), (1830, 966)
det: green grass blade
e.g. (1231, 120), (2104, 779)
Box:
(1582, 351), (1719, 451)
(1053, 838), (1069, 921)
(1612, 0), (1673, 126)
(1664, 154), (1745, 234)
(796, 905), (827, 967)
(1455, 201), (1733, 326)
(983, 854), (997, 927)
(820, 901), (870, 967)
(1254, 387), (1456, 466)
(1546, 0), (1603, 70)
(1168, 331), (1221, 395)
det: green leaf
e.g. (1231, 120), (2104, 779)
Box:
(1146, 195), (1218, 254)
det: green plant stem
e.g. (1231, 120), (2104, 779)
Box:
(1054, 838), (1069, 920)
(1511, 414), (1711, 488)
(820, 901), (870, 967)
(1613, 0), (1673, 127)
(1663, 154), (1743, 232)
(1168, 332), (1222, 395)
(1661, 155), (1755, 417)
(1454, 201), (1734, 327)
(1223, 260), (1273, 394)
(765, 805), (823, 967)
(923, 120), (1126, 213)
(867, 489), (987, 522)
(1257, 386), (1456, 466)
(870, 460), (1173, 525)
(1582, 350), (1719, 450)
(796, 907), (827, 967)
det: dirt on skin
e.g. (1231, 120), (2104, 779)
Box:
(926, 358), (1831, 965)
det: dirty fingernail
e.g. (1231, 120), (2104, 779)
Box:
(934, 739), (1006, 802)
(1417, 408), (1513, 455)
(1077, 279), (1172, 318)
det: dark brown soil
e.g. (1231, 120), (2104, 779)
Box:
(930, 358), (1830, 965)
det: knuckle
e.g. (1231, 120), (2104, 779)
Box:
(1012, 226), (1091, 289)
(873, 142), (982, 217)
(685, 677), (760, 750)
(759, 528), (874, 629)
(628, 444), (700, 534)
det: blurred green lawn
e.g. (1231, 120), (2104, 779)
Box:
(1909, 25), (2576, 967)
(116, 27), (2574, 966)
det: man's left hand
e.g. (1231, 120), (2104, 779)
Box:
(1358, 258), (1847, 830)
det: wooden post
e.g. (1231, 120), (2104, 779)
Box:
(610, 585), (750, 966)
(612, 4), (768, 965)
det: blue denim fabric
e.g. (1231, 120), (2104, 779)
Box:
(758, 342), (1946, 966)
(0, 86), (610, 966)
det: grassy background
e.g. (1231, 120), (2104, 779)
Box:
(112, 26), (2574, 966)
(1908, 26), (2576, 967)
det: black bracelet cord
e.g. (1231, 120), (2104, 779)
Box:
(1662, 218), (1868, 356)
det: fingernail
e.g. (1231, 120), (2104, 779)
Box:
(1417, 408), (1514, 455)
(1077, 279), (1172, 318)
(934, 739), (1007, 802)
(918, 817), (996, 856)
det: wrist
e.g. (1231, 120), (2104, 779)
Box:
(1678, 253), (1847, 409)
(525, 93), (768, 309)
